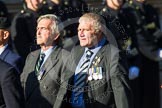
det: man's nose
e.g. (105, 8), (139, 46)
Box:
(37, 28), (41, 35)
(80, 30), (84, 36)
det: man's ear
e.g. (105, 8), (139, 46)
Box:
(3, 31), (9, 40)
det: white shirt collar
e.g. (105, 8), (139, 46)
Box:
(40, 46), (56, 67)
(0, 44), (8, 55)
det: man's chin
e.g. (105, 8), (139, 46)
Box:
(36, 41), (42, 45)
(80, 43), (86, 47)
(36, 42), (43, 46)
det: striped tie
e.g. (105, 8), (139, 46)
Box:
(71, 50), (93, 107)
(35, 53), (45, 76)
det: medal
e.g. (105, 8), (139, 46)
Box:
(93, 74), (98, 80)
(92, 67), (98, 80)
(88, 76), (93, 81)
(98, 74), (102, 79)
(88, 66), (103, 81)
(88, 68), (93, 81)
(98, 67), (103, 79)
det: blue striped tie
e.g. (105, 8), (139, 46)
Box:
(71, 50), (93, 108)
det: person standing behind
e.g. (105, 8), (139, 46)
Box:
(11, 0), (43, 61)
(21, 14), (69, 108)
(100, 0), (131, 73)
(101, 1), (142, 108)
(0, 59), (25, 108)
(0, 1), (23, 73)
(122, 0), (161, 108)
(100, 0), (130, 52)
(54, 13), (133, 108)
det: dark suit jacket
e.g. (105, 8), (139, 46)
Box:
(0, 59), (25, 108)
(54, 42), (133, 108)
(21, 46), (69, 108)
(0, 46), (23, 73)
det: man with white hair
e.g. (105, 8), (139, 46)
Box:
(54, 12), (133, 108)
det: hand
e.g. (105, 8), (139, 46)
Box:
(129, 66), (140, 80)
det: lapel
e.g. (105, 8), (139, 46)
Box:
(28, 49), (40, 72)
(0, 46), (10, 60)
(40, 46), (61, 81)
(25, 49), (40, 100)
(63, 46), (84, 82)
(89, 43), (107, 68)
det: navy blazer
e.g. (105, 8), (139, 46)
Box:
(0, 46), (23, 73)
(0, 59), (25, 108)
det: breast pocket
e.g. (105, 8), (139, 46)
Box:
(40, 76), (60, 98)
(87, 70), (113, 105)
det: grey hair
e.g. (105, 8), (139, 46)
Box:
(37, 14), (63, 36)
(79, 13), (106, 33)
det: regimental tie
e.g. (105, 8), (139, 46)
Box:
(35, 53), (45, 76)
(71, 50), (93, 107)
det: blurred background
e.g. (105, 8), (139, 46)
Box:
(1, 0), (162, 28)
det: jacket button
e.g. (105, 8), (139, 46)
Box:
(43, 85), (48, 89)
